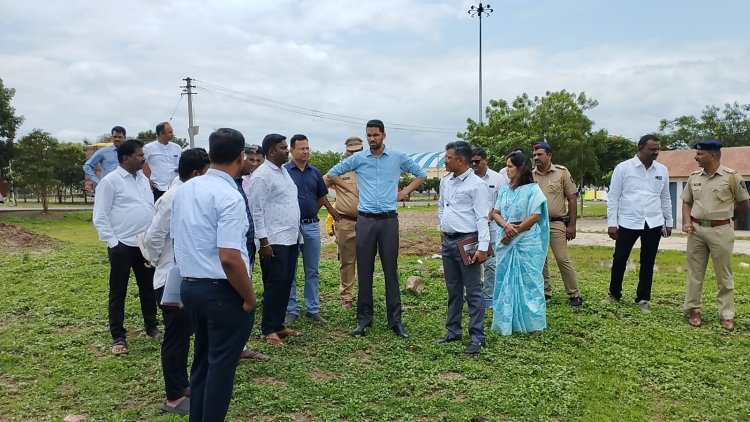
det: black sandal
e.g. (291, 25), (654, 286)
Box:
(111, 338), (129, 355)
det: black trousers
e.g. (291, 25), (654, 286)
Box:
(609, 224), (663, 302)
(156, 286), (193, 401)
(153, 188), (166, 202)
(181, 279), (253, 422)
(107, 243), (158, 340)
(356, 215), (402, 327)
(259, 244), (299, 335)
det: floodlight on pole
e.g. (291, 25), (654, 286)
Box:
(468, 2), (493, 125)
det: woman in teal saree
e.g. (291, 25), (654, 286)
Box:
(490, 151), (550, 335)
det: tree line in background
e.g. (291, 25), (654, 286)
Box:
(2, 77), (750, 212)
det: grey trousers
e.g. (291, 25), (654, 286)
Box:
(481, 223), (498, 301)
(356, 214), (401, 327)
(442, 235), (485, 344)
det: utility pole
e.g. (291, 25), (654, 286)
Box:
(468, 3), (493, 125)
(181, 77), (198, 148)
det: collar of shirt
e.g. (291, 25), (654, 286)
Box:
(364, 146), (391, 157)
(114, 165), (139, 179)
(533, 164), (557, 176)
(451, 168), (473, 181)
(206, 168), (237, 188)
(698, 166), (727, 178)
(285, 161), (310, 172)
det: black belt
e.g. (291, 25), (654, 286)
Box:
(300, 218), (320, 224)
(550, 216), (567, 222)
(444, 231), (477, 239)
(358, 211), (398, 219)
(340, 214), (357, 221)
(183, 277), (228, 283)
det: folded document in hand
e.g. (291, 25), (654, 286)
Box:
(456, 235), (494, 266)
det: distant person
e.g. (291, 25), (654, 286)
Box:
(324, 136), (364, 310)
(142, 148), (210, 416)
(241, 144), (265, 197)
(470, 147), (506, 308)
(172, 128), (256, 421)
(92, 139), (160, 356)
(144, 122), (182, 201)
(490, 151), (549, 335)
(681, 140), (749, 331)
(327, 119), (426, 338)
(437, 141), (489, 354)
(283, 134), (339, 325)
(247, 134), (302, 347)
(532, 141), (583, 308)
(83, 126), (126, 190)
(606, 134), (672, 312)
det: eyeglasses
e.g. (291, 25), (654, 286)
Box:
(471, 160), (482, 165)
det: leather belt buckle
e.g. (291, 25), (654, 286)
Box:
(699, 219), (712, 227)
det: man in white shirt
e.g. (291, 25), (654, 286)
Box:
(247, 134), (302, 348)
(438, 141), (490, 355)
(606, 134), (673, 312)
(92, 139), (160, 355)
(144, 122), (182, 202)
(172, 128), (256, 421)
(142, 148), (210, 416)
(471, 147), (506, 308)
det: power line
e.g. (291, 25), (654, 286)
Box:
(193, 79), (461, 134)
(167, 93), (184, 122)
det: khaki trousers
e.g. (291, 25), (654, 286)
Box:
(335, 218), (357, 302)
(543, 221), (580, 298)
(684, 224), (735, 320)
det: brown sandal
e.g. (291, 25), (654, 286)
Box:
(276, 327), (302, 338)
(111, 338), (129, 356)
(260, 334), (284, 347)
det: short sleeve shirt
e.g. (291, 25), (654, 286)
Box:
(533, 164), (577, 218)
(681, 166), (750, 220)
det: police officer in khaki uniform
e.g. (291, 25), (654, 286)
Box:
(681, 140), (749, 331)
(532, 141), (584, 308)
(324, 137), (364, 310)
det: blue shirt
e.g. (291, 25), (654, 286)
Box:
(284, 162), (328, 220)
(83, 144), (119, 184)
(171, 168), (250, 279)
(328, 146), (426, 213)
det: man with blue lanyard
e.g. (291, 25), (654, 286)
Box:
(327, 119), (426, 338)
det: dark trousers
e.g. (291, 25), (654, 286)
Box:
(442, 235), (485, 344)
(153, 188), (166, 202)
(181, 279), (253, 422)
(260, 244), (299, 335)
(609, 223), (663, 301)
(156, 287), (193, 401)
(356, 215), (401, 327)
(107, 243), (158, 340)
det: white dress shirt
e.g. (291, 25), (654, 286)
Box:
(247, 160), (301, 246)
(171, 168), (250, 279)
(438, 168), (490, 251)
(143, 179), (183, 289)
(607, 156), (673, 230)
(479, 168), (506, 230)
(93, 166), (155, 248)
(144, 141), (182, 191)
(498, 167), (511, 187)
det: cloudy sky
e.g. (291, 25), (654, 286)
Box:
(2, 0), (749, 152)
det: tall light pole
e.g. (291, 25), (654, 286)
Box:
(468, 3), (493, 125)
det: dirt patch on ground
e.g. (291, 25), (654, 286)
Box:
(347, 349), (373, 364)
(439, 371), (463, 381)
(308, 369), (337, 382)
(291, 413), (313, 422)
(255, 376), (288, 388)
(0, 222), (58, 252)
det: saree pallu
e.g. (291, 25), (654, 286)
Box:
(492, 183), (550, 335)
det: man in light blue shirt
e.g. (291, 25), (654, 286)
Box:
(172, 128), (256, 421)
(83, 126), (126, 188)
(328, 119), (426, 338)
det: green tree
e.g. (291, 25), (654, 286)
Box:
(13, 130), (60, 212)
(137, 130), (157, 142)
(658, 102), (750, 150)
(55, 143), (86, 203)
(308, 150), (344, 175)
(0, 78), (25, 188)
(421, 177), (441, 195)
(595, 135), (637, 185)
(460, 90), (605, 188)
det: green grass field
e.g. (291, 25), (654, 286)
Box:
(1, 211), (749, 421)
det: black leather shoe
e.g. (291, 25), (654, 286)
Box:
(391, 323), (409, 339)
(350, 324), (369, 337)
(436, 335), (462, 344)
(465, 342), (483, 355)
